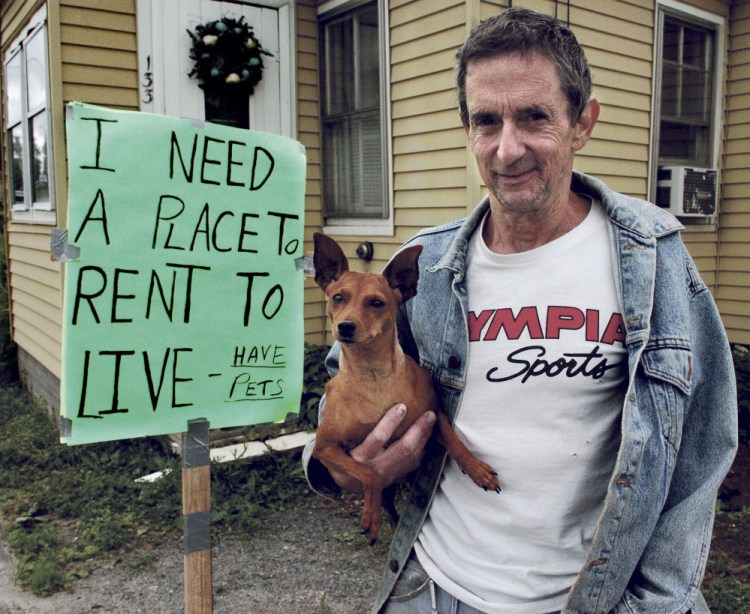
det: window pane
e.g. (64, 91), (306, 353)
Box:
(682, 25), (710, 68)
(26, 29), (47, 111)
(358, 6), (380, 110)
(204, 90), (249, 129)
(681, 67), (711, 121)
(323, 111), (383, 218)
(31, 111), (50, 204)
(6, 53), (23, 127)
(323, 119), (352, 215)
(659, 121), (711, 167)
(9, 125), (26, 207)
(663, 20), (679, 62)
(359, 112), (383, 215)
(660, 63), (678, 117)
(326, 19), (354, 115)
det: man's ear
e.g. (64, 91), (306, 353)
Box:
(383, 245), (423, 302)
(572, 97), (600, 152)
(313, 233), (349, 291)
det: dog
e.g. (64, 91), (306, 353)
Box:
(312, 232), (500, 542)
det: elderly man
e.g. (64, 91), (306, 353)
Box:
(305, 7), (737, 613)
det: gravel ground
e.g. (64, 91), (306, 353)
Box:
(0, 492), (390, 614)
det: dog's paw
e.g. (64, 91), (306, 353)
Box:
(360, 507), (381, 544)
(461, 459), (501, 494)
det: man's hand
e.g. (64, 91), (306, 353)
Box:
(330, 404), (436, 492)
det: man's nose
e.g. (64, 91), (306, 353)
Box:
(495, 123), (525, 165)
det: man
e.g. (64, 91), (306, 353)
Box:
(304, 7), (737, 613)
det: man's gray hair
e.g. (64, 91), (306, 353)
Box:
(456, 7), (592, 127)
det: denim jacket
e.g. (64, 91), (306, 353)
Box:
(304, 172), (738, 614)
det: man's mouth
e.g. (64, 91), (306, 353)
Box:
(496, 167), (535, 183)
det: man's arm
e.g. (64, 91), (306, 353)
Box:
(614, 257), (738, 612)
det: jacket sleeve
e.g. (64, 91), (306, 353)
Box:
(302, 343), (342, 497)
(615, 254), (738, 612)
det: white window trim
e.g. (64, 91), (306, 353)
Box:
(648, 0), (724, 205)
(4, 5), (55, 224)
(319, 0), (394, 237)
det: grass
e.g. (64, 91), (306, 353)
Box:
(0, 384), (312, 596)
(704, 503), (750, 611)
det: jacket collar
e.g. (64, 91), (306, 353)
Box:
(571, 171), (683, 240)
(432, 171), (682, 274)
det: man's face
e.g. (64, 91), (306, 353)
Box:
(464, 53), (594, 216)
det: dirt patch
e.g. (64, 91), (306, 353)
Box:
(0, 491), (389, 614)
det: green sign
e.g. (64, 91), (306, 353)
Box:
(60, 103), (306, 445)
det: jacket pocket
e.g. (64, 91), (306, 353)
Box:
(639, 344), (692, 452)
(388, 553), (431, 602)
(640, 345), (692, 396)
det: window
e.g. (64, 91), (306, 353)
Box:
(659, 16), (716, 165)
(319, 0), (390, 227)
(651, 1), (722, 190)
(4, 11), (54, 222)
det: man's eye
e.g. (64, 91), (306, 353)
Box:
(523, 111), (549, 123)
(474, 115), (497, 127)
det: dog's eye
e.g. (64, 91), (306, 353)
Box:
(370, 299), (385, 309)
(332, 294), (345, 303)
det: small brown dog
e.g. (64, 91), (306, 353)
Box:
(312, 233), (500, 542)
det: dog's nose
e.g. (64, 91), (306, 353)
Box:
(337, 320), (357, 339)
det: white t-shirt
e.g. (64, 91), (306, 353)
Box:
(415, 199), (628, 613)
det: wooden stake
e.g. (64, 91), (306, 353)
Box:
(182, 418), (212, 614)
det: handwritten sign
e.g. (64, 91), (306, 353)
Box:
(60, 103), (306, 445)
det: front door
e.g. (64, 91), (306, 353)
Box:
(137, 0), (291, 137)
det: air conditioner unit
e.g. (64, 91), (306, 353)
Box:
(656, 166), (717, 217)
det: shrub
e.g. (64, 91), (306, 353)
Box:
(0, 229), (17, 383)
(296, 342), (330, 429)
(733, 345), (750, 443)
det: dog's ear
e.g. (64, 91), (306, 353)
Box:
(313, 232), (349, 290)
(383, 245), (423, 302)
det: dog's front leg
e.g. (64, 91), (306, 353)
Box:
(313, 444), (385, 543)
(435, 412), (501, 493)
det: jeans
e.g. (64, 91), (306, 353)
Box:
(381, 552), (563, 614)
(382, 552), (486, 614)
(381, 550), (709, 614)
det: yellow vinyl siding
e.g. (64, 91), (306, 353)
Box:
(720, 0), (750, 344)
(296, 0), (327, 343)
(570, 3), (654, 197)
(59, 1), (139, 109)
(6, 224), (62, 377)
(391, 0), (466, 250)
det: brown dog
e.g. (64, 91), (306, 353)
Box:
(312, 233), (500, 542)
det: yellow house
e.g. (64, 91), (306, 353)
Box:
(1, 0), (748, 412)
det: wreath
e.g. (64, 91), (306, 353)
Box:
(187, 16), (272, 95)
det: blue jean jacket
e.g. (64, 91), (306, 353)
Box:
(304, 172), (738, 613)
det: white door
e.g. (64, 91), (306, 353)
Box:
(137, 0), (292, 137)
